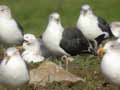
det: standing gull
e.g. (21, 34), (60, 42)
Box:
(42, 12), (94, 63)
(0, 5), (23, 47)
(0, 47), (29, 88)
(77, 4), (113, 48)
(22, 34), (44, 64)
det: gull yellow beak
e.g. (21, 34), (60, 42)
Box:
(97, 47), (106, 58)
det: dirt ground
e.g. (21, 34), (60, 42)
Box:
(0, 55), (120, 90)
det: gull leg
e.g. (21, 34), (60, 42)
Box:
(92, 40), (98, 55)
(66, 58), (69, 71)
(61, 55), (74, 71)
(57, 57), (62, 68)
(61, 55), (68, 71)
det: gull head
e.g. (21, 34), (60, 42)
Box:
(0, 5), (11, 18)
(97, 41), (120, 57)
(80, 4), (93, 15)
(49, 12), (60, 24)
(23, 34), (40, 51)
(23, 34), (37, 45)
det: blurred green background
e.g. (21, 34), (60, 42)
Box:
(0, 0), (120, 36)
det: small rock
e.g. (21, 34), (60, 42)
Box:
(29, 60), (85, 86)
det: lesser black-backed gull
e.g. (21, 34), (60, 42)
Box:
(77, 4), (113, 49)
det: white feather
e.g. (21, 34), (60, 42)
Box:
(0, 18), (23, 44)
(77, 14), (104, 40)
(42, 13), (69, 56)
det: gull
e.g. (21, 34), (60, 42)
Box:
(97, 40), (120, 86)
(77, 4), (113, 49)
(0, 5), (23, 48)
(0, 47), (29, 89)
(22, 34), (44, 64)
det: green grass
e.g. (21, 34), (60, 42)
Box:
(0, 0), (120, 36)
(0, 0), (120, 90)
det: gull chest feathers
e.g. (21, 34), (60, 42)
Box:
(43, 22), (63, 46)
(42, 13), (67, 55)
(78, 15), (103, 40)
(0, 5), (23, 45)
(0, 18), (23, 44)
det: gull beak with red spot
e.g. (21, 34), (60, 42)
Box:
(97, 47), (106, 58)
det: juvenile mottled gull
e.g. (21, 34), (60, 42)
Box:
(22, 34), (44, 64)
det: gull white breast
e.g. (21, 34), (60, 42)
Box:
(98, 41), (120, 85)
(77, 4), (113, 46)
(42, 12), (68, 56)
(0, 5), (23, 46)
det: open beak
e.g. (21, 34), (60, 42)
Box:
(23, 39), (31, 45)
(23, 39), (29, 43)
(97, 47), (106, 58)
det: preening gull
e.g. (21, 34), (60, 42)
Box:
(97, 41), (120, 85)
(0, 47), (29, 88)
(77, 4), (113, 48)
(0, 5), (23, 47)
